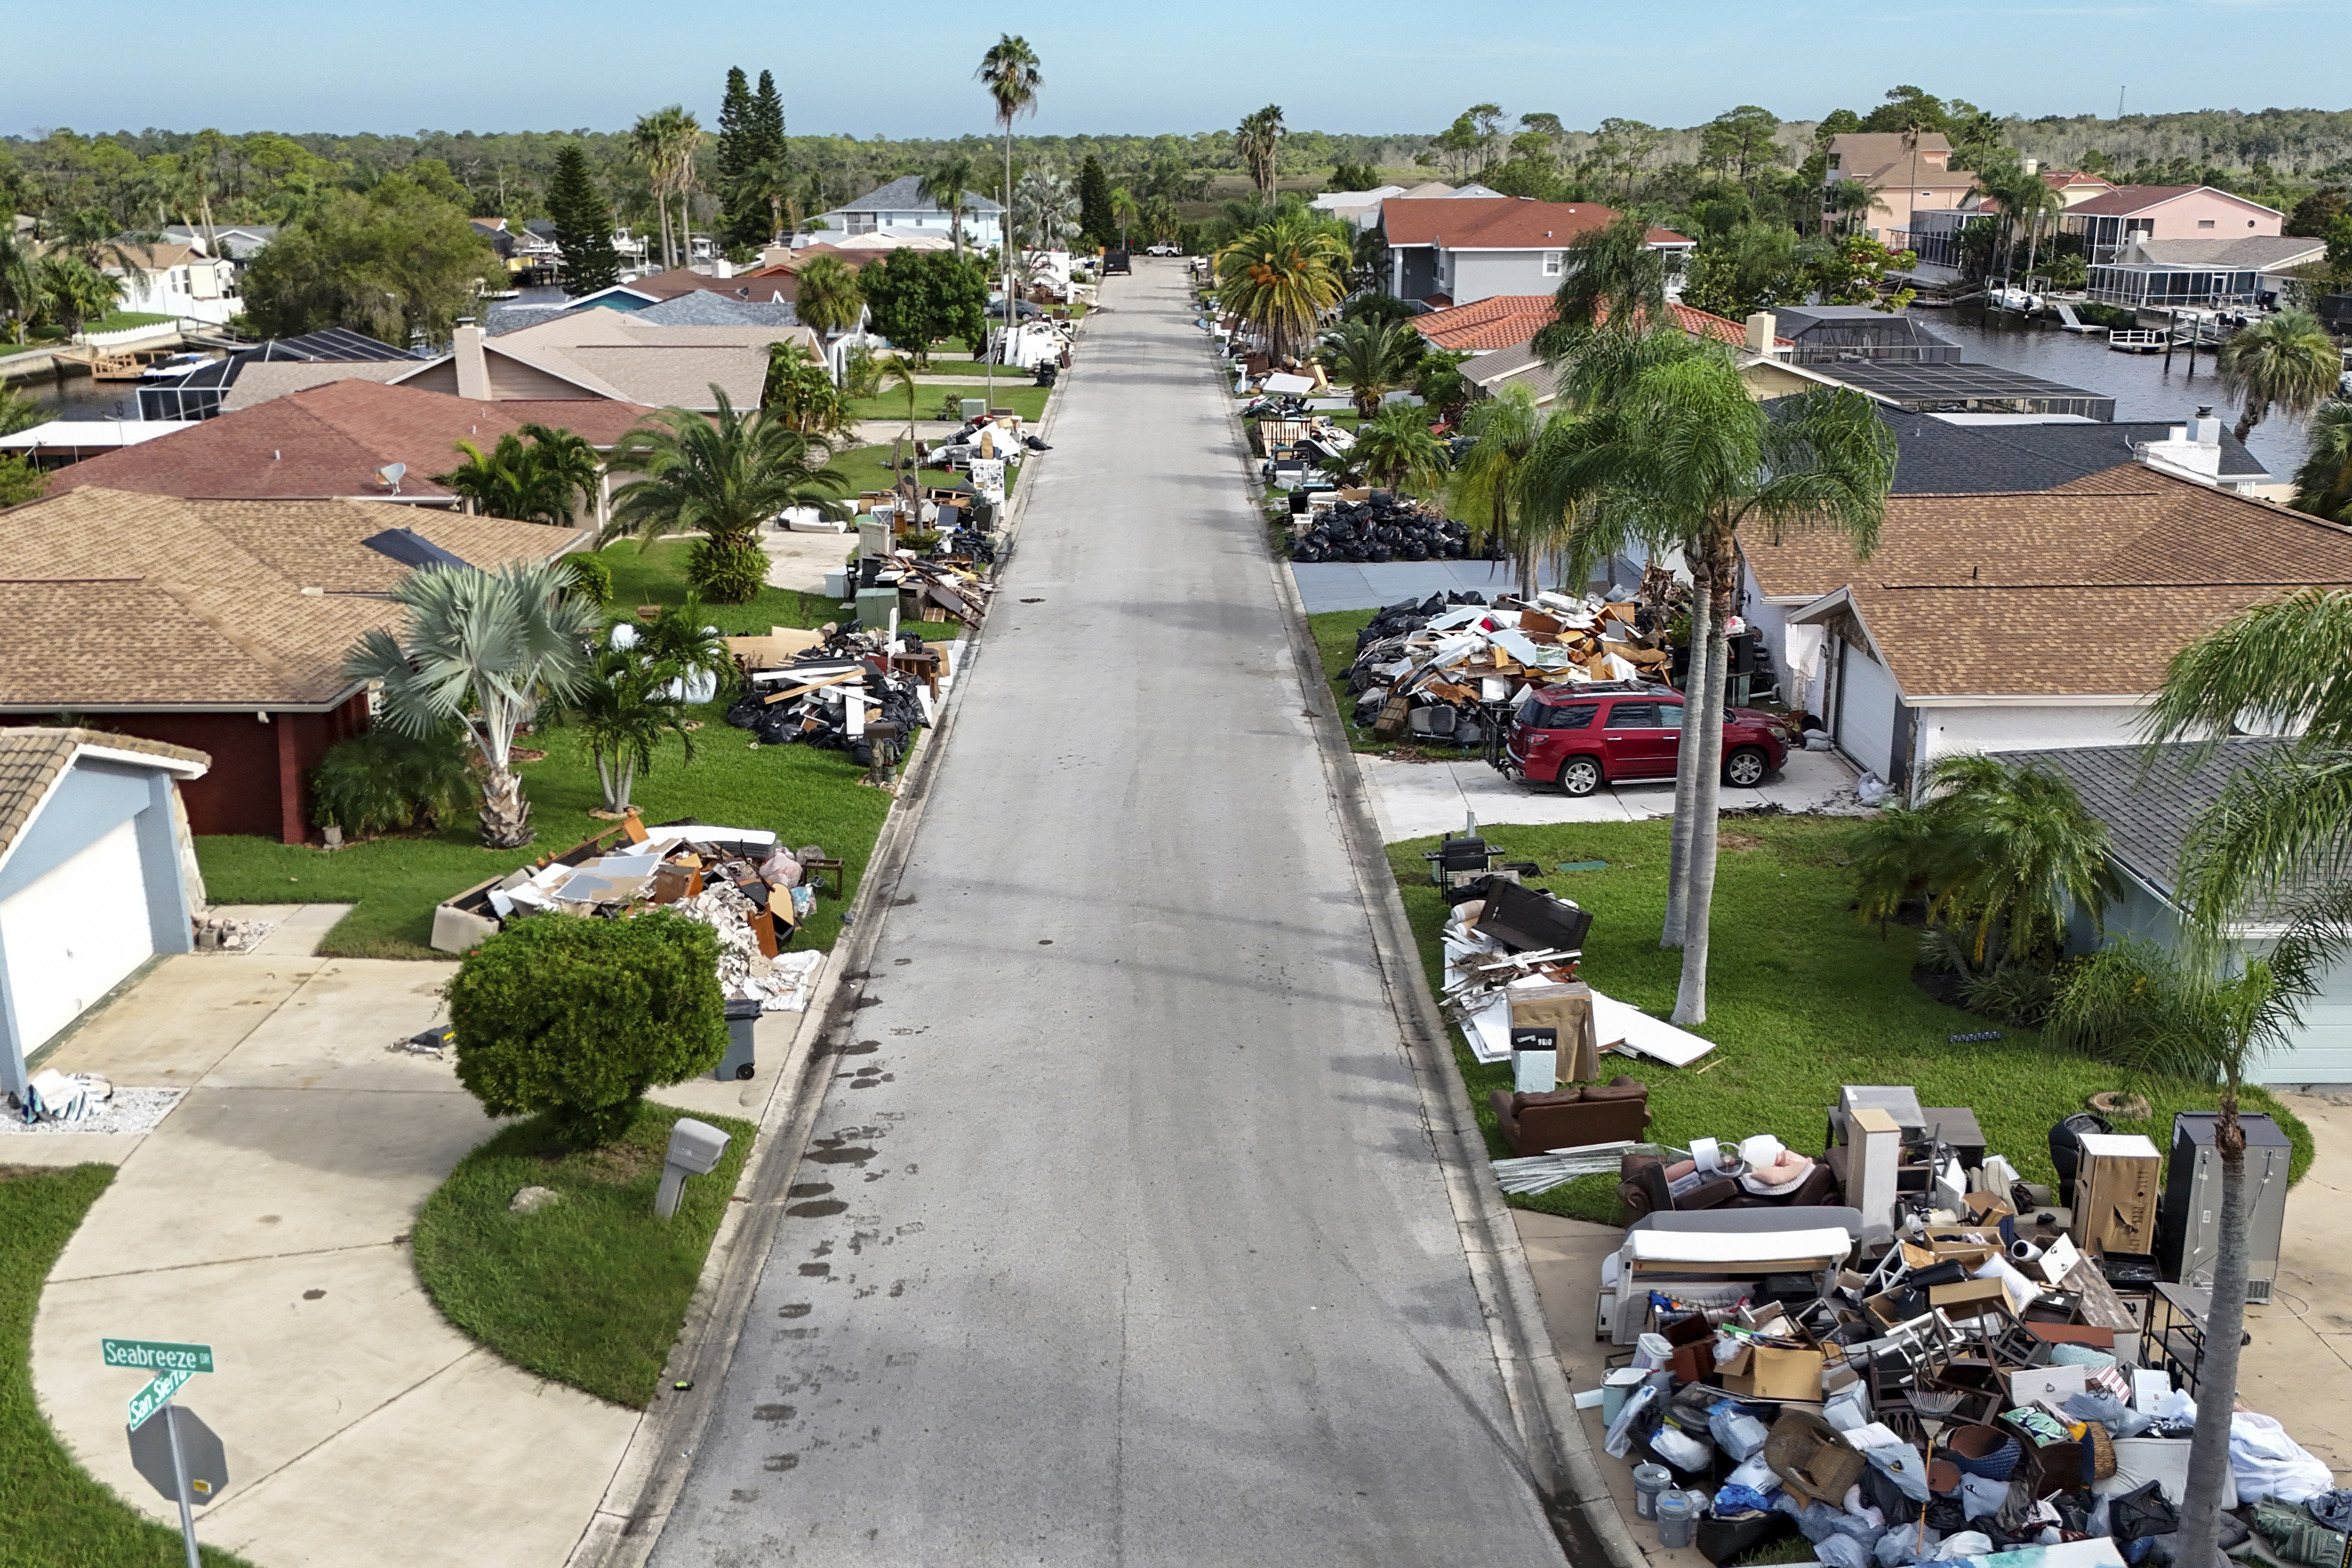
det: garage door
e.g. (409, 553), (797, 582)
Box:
(1837, 641), (1901, 782)
(0, 819), (154, 1054)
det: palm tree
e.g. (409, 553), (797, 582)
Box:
(567, 644), (699, 815)
(920, 155), (979, 258)
(2217, 308), (2339, 443)
(1348, 400), (1450, 496)
(1531, 332), (1896, 1019)
(1110, 186), (1139, 252)
(1214, 212), (1348, 363)
(1014, 168), (1080, 252)
(630, 106), (700, 269)
(977, 34), (1043, 404)
(342, 561), (600, 848)
(604, 386), (850, 603)
(1449, 385), (1551, 597)
(882, 355), (924, 449)
(435, 424), (604, 527)
(1529, 210), (1668, 361)
(1142, 195), (1178, 245)
(1318, 317), (1418, 417)
(763, 340), (846, 437)
(792, 253), (864, 341)
(36, 255), (121, 337)
(0, 230), (38, 344)
(1235, 106), (1286, 207)
(1903, 754), (2120, 975)
(2289, 402), (2352, 523)
(520, 423), (605, 529)
(49, 209), (152, 285)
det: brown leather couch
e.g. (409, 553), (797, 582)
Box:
(1488, 1075), (1651, 1156)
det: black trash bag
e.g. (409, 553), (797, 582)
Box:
(2111, 1482), (2181, 1544)
(724, 694), (766, 730)
(2051, 1112), (2112, 1206)
(1861, 1457), (1925, 1524)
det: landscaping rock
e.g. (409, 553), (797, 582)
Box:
(510, 1185), (562, 1215)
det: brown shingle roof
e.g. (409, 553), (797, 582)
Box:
(0, 727), (209, 868)
(46, 380), (653, 503)
(2061, 185), (2280, 219)
(620, 267), (801, 301)
(1382, 197), (1688, 250)
(1751, 467), (2352, 698)
(0, 488), (587, 709)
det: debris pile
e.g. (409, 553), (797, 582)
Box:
(1288, 491), (1481, 563)
(723, 623), (947, 767)
(433, 817), (834, 1012)
(3, 1070), (183, 1135)
(192, 912), (273, 952)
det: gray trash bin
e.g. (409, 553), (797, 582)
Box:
(714, 998), (761, 1081)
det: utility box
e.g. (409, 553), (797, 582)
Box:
(854, 586), (899, 634)
(2071, 1132), (2161, 1256)
(2159, 1112), (2292, 1302)
(961, 397), (987, 422)
(713, 998), (761, 1081)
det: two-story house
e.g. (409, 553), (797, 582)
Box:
(1820, 132), (1980, 242)
(806, 176), (1004, 251)
(2058, 185), (2284, 264)
(1377, 197), (1691, 308)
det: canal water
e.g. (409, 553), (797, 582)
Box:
(1925, 303), (2313, 479)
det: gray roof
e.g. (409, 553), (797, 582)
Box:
(486, 303), (580, 336)
(833, 175), (1003, 216)
(1876, 408), (2270, 492)
(1465, 340), (1559, 403)
(2126, 236), (2329, 271)
(2001, 738), (2295, 901)
(630, 292), (800, 329)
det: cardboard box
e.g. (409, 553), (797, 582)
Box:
(1721, 1345), (1825, 1402)
(1506, 982), (1600, 1082)
(2073, 1134), (2160, 1256)
(1927, 1278), (2010, 1316)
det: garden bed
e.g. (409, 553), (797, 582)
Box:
(409, 1104), (755, 1408)
(1386, 815), (2311, 1224)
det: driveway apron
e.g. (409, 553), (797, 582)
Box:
(651, 263), (1566, 1566)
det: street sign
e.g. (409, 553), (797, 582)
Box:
(129, 1405), (229, 1506)
(102, 1339), (215, 1376)
(127, 1367), (193, 1432)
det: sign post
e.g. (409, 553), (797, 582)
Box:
(105, 1338), (219, 1568)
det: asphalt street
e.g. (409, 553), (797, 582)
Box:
(650, 262), (1568, 1567)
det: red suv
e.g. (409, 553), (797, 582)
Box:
(1501, 683), (1795, 796)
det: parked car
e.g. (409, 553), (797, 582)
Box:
(1145, 241), (1181, 256)
(1499, 681), (1796, 795)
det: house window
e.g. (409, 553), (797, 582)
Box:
(1542, 251), (1563, 276)
(2197, 219), (2216, 229)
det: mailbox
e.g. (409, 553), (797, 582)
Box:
(654, 1117), (733, 1219)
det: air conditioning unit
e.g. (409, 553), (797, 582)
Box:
(2157, 1112), (2291, 1304)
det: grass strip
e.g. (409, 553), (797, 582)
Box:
(0, 1163), (256, 1566)
(410, 1104), (756, 1408)
(1384, 815), (2311, 1224)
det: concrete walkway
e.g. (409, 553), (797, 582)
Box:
(23, 907), (783, 1566)
(648, 264), (1566, 1562)
(1361, 745), (1868, 840)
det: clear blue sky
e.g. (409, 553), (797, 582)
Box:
(13, 0), (2349, 139)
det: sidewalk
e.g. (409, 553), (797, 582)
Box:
(1507, 1091), (2350, 1566)
(22, 905), (791, 1567)
(1361, 746), (1868, 840)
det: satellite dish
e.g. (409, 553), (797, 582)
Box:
(376, 462), (406, 494)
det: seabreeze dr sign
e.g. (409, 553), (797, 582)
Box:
(103, 1339), (215, 1376)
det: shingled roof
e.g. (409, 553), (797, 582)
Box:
(1999, 738), (2296, 901)
(1752, 466), (2352, 698)
(48, 380), (654, 504)
(0, 488), (587, 710)
(0, 728), (209, 870)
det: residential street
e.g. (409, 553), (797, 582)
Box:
(650, 262), (1567, 1565)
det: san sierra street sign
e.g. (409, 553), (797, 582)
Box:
(102, 1339), (214, 1375)
(126, 1367), (193, 1432)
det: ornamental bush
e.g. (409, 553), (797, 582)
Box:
(447, 910), (729, 1146)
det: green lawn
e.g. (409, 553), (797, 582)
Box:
(1388, 815), (2313, 1224)
(1308, 606), (1492, 759)
(0, 1165), (256, 1566)
(831, 441), (1022, 496)
(410, 1104), (755, 1408)
(87, 312), (173, 333)
(195, 541), (961, 958)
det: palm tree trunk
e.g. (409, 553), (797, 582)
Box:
(1662, 564), (1713, 949)
(2176, 1086), (2249, 1568)
(1674, 534), (1734, 1025)
(616, 758), (637, 814)
(2234, 400), (2265, 444)
(480, 766), (534, 848)
(594, 751), (616, 811)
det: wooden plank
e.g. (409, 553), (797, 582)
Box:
(2061, 1256), (2140, 1333)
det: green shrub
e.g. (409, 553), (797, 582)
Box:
(687, 536), (770, 603)
(310, 724), (476, 836)
(447, 910), (729, 1146)
(563, 551), (614, 607)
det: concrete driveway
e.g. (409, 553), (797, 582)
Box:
(1361, 745), (1868, 840)
(25, 911), (641, 1568)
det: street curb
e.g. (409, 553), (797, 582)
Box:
(560, 371), (1058, 1568)
(1215, 324), (1647, 1568)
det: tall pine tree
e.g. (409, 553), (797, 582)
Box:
(1079, 155), (1115, 252)
(716, 67), (758, 252)
(752, 71), (786, 166)
(548, 143), (622, 296)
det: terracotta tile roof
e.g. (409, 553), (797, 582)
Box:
(1749, 466), (2352, 698)
(1414, 295), (1556, 352)
(0, 727), (209, 868)
(1381, 197), (1689, 251)
(0, 487), (587, 709)
(48, 380), (653, 503)
(1586, 301), (1790, 347)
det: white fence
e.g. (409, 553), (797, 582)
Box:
(76, 322), (185, 349)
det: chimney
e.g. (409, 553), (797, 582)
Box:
(2189, 404), (2223, 447)
(453, 320), (491, 402)
(1744, 310), (1778, 355)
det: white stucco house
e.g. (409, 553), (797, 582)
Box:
(805, 176), (1004, 251)
(102, 243), (241, 325)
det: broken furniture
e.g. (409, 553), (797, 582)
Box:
(1489, 1077), (1651, 1156)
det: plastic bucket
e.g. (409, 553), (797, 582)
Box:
(1602, 1368), (1645, 1426)
(1656, 1489), (1700, 1549)
(1633, 1332), (1674, 1371)
(1632, 1463), (1672, 1520)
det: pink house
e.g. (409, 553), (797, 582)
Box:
(2060, 185), (2283, 263)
